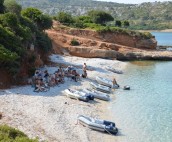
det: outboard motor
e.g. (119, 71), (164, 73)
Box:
(124, 85), (130, 90)
(104, 121), (115, 127)
(88, 94), (94, 100)
(105, 124), (118, 135)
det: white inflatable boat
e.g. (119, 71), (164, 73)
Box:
(64, 89), (90, 102)
(106, 66), (123, 74)
(90, 82), (111, 93)
(96, 76), (119, 89)
(83, 89), (110, 101)
(78, 115), (118, 135)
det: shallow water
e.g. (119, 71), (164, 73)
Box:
(151, 32), (172, 46)
(111, 61), (172, 142)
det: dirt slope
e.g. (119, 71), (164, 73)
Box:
(46, 22), (172, 60)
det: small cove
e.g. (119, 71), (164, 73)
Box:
(111, 61), (172, 142)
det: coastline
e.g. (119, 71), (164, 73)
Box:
(138, 29), (172, 33)
(0, 54), (127, 142)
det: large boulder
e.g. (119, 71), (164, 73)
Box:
(67, 46), (118, 58)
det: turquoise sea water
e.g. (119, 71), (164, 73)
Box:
(151, 32), (172, 46)
(111, 33), (172, 142)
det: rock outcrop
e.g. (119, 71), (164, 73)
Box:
(66, 46), (118, 58)
(46, 22), (172, 60)
(53, 24), (157, 49)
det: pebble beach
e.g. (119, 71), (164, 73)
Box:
(0, 54), (126, 142)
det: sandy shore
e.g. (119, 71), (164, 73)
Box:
(0, 54), (126, 142)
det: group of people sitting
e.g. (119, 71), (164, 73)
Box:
(31, 63), (88, 92)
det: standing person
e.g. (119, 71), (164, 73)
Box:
(82, 63), (87, 78)
(112, 77), (119, 88)
(112, 78), (117, 85)
(82, 70), (87, 78)
(83, 63), (87, 72)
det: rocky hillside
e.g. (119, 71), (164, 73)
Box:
(46, 21), (172, 60)
(17, 0), (172, 30)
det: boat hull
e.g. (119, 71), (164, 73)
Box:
(64, 89), (89, 102)
(90, 82), (111, 94)
(83, 89), (110, 101)
(78, 115), (118, 135)
(96, 76), (119, 89)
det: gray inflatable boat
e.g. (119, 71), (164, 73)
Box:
(78, 115), (118, 135)
(106, 66), (123, 74)
(82, 89), (110, 101)
(64, 89), (89, 102)
(90, 82), (111, 93)
(96, 76), (119, 89)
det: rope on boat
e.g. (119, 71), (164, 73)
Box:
(104, 127), (113, 136)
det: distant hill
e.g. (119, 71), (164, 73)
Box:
(16, 0), (172, 30)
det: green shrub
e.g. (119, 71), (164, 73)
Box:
(83, 23), (153, 39)
(0, 125), (38, 142)
(20, 16), (37, 32)
(72, 19), (85, 28)
(0, 25), (25, 56)
(35, 31), (52, 52)
(77, 16), (92, 23)
(56, 12), (74, 26)
(70, 38), (80, 46)
(0, 44), (19, 64)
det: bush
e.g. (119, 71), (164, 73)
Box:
(0, 125), (38, 142)
(83, 23), (153, 39)
(0, 25), (25, 56)
(35, 31), (52, 52)
(72, 18), (85, 28)
(56, 12), (74, 26)
(20, 16), (37, 32)
(0, 44), (19, 65)
(70, 38), (80, 46)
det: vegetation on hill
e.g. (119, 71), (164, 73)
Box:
(0, 125), (38, 142)
(16, 0), (172, 30)
(0, 0), (52, 78)
(0, 0), (157, 83)
(53, 11), (153, 39)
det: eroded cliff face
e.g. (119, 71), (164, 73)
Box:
(46, 22), (172, 60)
(54, 27), (157, 49)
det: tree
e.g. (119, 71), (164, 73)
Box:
(35, 31), (52, 52)
(115, 20), (121, 27)
(0, 44), (19, 65)
(4, 0), (22, 17)
(0, 25), (24, 56)
(21, 8), (52, 31)
(21, 8), (42, 23)
(123, 20), (130, 28)
(19, 16), (37, 32)
(0, 0), (5, 13)
(56, 12), (74, 26)
(0, 12), (18, 30)
(88, 10), (114, 25)
(38, 14), (52, 31)
(77, 16), (92, 23)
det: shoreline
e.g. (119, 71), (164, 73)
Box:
(138, 29), (172, 33)
(0, 54), (127, 142)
